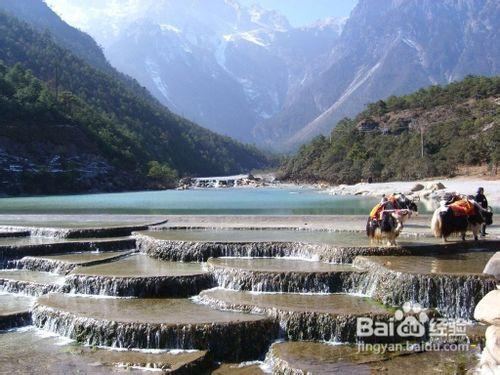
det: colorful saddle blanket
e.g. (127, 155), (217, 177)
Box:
(369, 203), (383, 220)
(449, 199), (476, 217)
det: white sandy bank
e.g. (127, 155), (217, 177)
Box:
(326, 177), (500, 208)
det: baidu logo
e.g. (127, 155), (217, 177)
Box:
(356, 302), (470, 354)
(357, 302), (429, 338)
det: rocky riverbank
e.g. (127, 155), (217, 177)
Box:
(323, 177), (500, 208)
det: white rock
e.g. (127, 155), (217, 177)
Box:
(474, 290), (500, 325)
(485, 326), (500, 364)
(484, 252), (500, 280)
(478, 347), (500, 373)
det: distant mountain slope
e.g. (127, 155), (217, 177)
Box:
(45, 0), (499, 150)
(0, 5), (272, 195)
(98, 1), (342, 144)
(279, 76), (500, 185)
(45, 0), (343, 146)
(270, 0), (500, 149)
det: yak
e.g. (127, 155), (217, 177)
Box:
(431, 200), (493, 241)
(366, 194), (418, 246)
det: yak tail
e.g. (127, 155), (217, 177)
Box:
(431, 209), (442, 238)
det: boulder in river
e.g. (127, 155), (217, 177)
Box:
(483, 252), (500, 280)
(426, 182), (446, 191)
(478, 325), (500, 371)
(474, 290), (500, 326)
(411, 183), (425, 192)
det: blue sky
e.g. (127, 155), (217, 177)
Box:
(239, 0), (359, 26)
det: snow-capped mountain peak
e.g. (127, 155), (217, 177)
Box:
(46, 0), (498, 150)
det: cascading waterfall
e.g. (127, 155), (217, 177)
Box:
(60, 273), (215, 297)
(1, 226), (495, 368)
(136, 234), (500, 264)
(207, 263), (366, 293)
(196, 293), (395, 342)
(0, 278), (60, 297)
(0, 222), (163, 239)
(136, 235), (323, 262)
(0, 238), (136, 266)
(11, 257), (77, 275)
(353, 257), (497, 319)
(32, 304), (279, 361)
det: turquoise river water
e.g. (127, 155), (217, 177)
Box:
(0, 188), (388, 215)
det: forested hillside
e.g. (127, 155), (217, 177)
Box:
(279, 76), (500, 185)
(0, 8), (271, 195)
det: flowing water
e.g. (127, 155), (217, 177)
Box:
(198, 288), (388, 315)
(0, 236), (70, 246)
(266, 341), (480, 374)
(355, 251), (495, 275)
(0, 186), (494, 369)
(208, 257), (356, 272)
(207, 258), (363, 294)
(62, 254), (212, 297)
(353, 252), (497, 318)
(33, 251), (133, 264)
(33, 293), (278, 360)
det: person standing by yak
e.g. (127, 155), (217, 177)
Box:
(475, 187), (489, 236)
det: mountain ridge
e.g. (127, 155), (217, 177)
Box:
(45, 0), (344, 146)
(46, 0), (499, 150)
(280, 0), (500, 148)
(0, 1), (272, 195)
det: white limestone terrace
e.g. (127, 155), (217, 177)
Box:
(0, 214), (168, 228)
(0, 215), (168, 239)
(147, 215), (500, 239)
(0, 214), (496, 238)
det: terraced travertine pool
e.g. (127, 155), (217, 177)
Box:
(0, 219), (497, 372)
(70, 253), (205, 277)
(34, 251), (131, 264)
(0, 293), (34, 316)
(37, 293), (267, 324)
(0, 327), (211, 374)
(0, 269), (64, 284)
(140, 229), (447, 245)
(355, 251), (496, 275)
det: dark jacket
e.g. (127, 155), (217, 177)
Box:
(475, 193), (488, 209)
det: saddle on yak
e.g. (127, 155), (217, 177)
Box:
(448, 199), (477, 217)
(369, 203), (384, 220)
(369, 197), (399, 221)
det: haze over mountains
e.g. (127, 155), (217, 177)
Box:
(47, 0), (500, 150)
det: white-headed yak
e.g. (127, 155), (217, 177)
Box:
(366, 194), (418, 246)
(431, 197), (493, 241)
